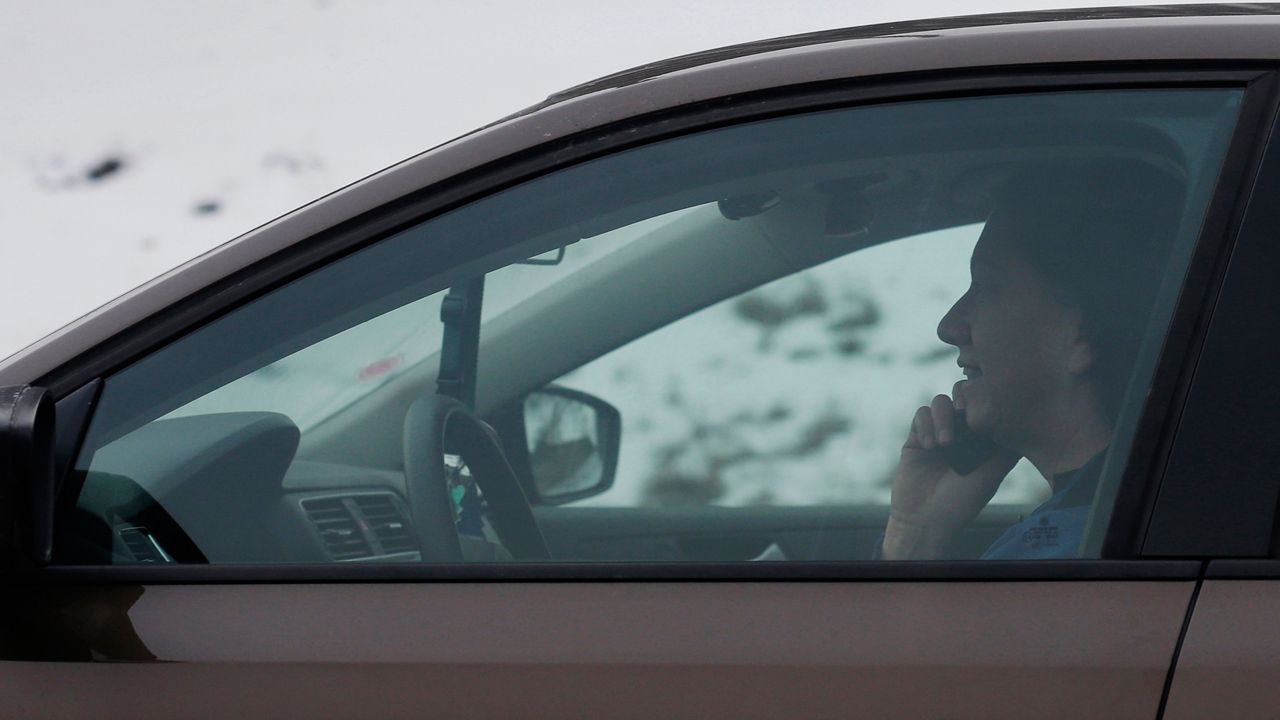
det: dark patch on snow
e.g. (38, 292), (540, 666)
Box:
(763, 405), (791, 423)
(86, 157), (125, 182)
(733, 279), (830, 351)
(33, 154), (131, 190)
(827, 302), (880, 332)
(791, 410), (852, 455)
(826, 292), (880, 357)
(639, 393), (854, 507)
(643, 472), (725, 507)
(663, 381), (684, 408)
(832, 338), (865, 357)
(193, 200), (221, 215)
(733, 281), (827, 329)
(787, 347), (822, 362)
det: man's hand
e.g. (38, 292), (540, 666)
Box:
(880, 384), (1019, 560)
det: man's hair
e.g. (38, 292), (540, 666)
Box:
(983, 158), (1188, 421)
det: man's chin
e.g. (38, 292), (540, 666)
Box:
(963, 406), (996, 436)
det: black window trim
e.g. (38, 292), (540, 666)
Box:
(1138, 68), (1280, 558)
(1107, 68), (1280, 558)
(1205, 559), (1280, 578)
(27, 64), (1280, 584)
(23, 559), (1203, 584)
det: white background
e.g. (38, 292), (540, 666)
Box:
(0, 0), (1232, 358)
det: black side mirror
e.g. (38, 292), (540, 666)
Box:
(0, 385), (55, 565)
(522, 385), (620, 505)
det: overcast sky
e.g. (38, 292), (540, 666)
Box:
(0, 0), (1245, 357)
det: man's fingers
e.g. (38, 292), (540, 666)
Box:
(930, 394), (956, 445)
(911, 406), (936, 449)
(952, 381), (967, 411)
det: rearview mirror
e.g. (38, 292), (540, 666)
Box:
(523, 386), (620, 505)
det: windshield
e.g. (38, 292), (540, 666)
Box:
(164, 208), (691, 432)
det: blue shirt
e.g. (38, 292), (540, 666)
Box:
(979, 453), (1104, 560)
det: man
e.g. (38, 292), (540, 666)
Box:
(879, 160), (1184, 560)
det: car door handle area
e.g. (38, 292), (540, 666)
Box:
(1, 580), (1194, 719)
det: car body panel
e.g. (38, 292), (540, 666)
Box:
(5, 581), (1192, 718)
(6, 13), (1280, 391)
(1164, 577), (1280, 719)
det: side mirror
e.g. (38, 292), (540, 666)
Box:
(0, 385), (56, 565)
(522, 386), (620, 505)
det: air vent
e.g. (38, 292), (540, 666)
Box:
(301, 497), (374, 560)
(117, 526), (172, 563)
(351, 494), (416, 555)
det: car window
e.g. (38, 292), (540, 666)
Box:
(536, 222), (1050, 509)
(61, 87), (1241, 565)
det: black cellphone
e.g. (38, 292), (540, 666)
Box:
(940, 410), (999, 475)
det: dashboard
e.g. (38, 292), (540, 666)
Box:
(69, 412), (426, 564)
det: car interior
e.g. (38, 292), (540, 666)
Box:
(55, 88), (1240, 565)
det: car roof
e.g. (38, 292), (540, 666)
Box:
(539, 4), (1280, 107)
(7, 5), (1280, 389)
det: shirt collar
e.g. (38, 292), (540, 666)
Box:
(1047, 450), (1108, 509)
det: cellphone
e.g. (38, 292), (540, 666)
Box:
(940, 411), (999, 475)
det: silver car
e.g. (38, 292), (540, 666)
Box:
(4, 6), (1280, 718)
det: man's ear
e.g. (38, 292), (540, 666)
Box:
(1064, 309), (1095, 376)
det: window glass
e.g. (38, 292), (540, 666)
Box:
(541, 222), (1048, 509)
(62, 88), (1241, 565)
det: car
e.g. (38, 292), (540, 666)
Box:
(5, 5), (1280, 718)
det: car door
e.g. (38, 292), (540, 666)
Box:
(2, 57), (1274, 719)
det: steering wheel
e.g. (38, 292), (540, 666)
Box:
(403, 394), (549, 562)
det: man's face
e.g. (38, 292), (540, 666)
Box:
(937, 229), (1084, 449)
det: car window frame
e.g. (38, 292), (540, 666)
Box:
(25, 64), (1280, 583)
(1138, 69), (1280, 559)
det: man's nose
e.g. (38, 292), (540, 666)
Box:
(937, 292), (972, 347)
